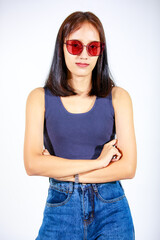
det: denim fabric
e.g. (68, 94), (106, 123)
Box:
(35, 178), (135, 240)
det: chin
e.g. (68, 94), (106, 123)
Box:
(75, 72), (90, 77)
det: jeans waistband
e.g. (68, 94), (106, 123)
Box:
(49, 178), (121, 192)
(49, 177), (96, 191)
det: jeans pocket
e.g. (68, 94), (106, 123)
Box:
(46, 184), (73, 207)
(94, 181), (125, 203)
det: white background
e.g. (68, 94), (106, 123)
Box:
(0, 0), (160, 239)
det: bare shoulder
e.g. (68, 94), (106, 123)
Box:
(26, 87), (45, 111)
(111, 86), (133, 112)
(27, 87), (44, 98)
(111, 86), (132, 101)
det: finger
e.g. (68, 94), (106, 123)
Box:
(44, 149), (49, 153)
(42, 149), (50, 155)
(116, 152), (121, 160)
(43, 152), (49, 155)
(112, 148), (121, 160)
(110, 139), (117, 146)
(111, 155), (120, 161)
(111, 158), (119, 162)
(44, 151), (50, 155)
(111, 158), (117, 162)
(111, 146), (121, 154)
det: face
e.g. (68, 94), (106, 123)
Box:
(63, 22), (100, 79)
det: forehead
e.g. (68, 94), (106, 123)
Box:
(66, 22), (100, 42)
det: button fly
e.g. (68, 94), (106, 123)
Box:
(82, 186), (95, 224)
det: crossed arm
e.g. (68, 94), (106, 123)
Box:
(42, 86), (137, 183)
(42, 157), (136, 183)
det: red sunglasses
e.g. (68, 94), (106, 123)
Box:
(64, 39), (105, 56)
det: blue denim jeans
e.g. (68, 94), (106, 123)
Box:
(35, 178), (135, 240)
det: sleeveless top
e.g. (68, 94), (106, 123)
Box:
(43, 87), (116, 160)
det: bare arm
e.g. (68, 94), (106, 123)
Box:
(23, 87), (100, 178)
(54, 86), (137, 183)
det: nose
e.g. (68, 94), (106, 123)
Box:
(78, 45), (89, 58)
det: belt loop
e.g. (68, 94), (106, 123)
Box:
(92, 183), (97, 192)
(49, 177), (53, 185)
(69, 181), (73, 193)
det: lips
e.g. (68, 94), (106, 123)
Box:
(76, 63), (89, 67)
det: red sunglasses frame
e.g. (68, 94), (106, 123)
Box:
(64, 39), (105, 56)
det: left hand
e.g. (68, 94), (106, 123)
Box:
(42, 149), (75, 182)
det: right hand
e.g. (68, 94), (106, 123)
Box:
(96, 139), (122, 168)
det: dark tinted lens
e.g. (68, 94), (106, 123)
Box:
(66, 40), (83, 55)
(88, 42), (101, 56)
(88, 42), (105, 56)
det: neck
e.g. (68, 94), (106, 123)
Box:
(67, 72), (92, 97)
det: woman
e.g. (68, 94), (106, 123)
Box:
(24, 11), (137, 240)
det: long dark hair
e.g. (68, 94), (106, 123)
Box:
(44, 11), (116, 97)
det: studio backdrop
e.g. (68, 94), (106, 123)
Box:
(0, 0), (159, 239)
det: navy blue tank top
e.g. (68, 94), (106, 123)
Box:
(43, 87), (115, 160)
